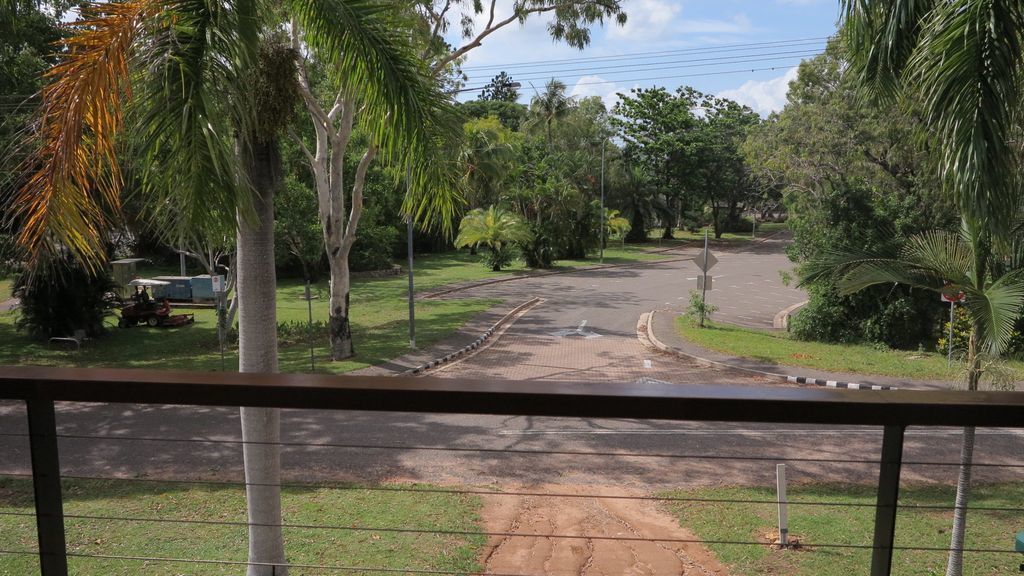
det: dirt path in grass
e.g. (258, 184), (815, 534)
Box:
(479, 485), (729, 575)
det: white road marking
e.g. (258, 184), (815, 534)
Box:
(550, 320), (602, 339)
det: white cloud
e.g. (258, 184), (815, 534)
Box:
(676, 14), (754, 35)
(608, 0), (682, 40)
(717, 66), (799, 116)
(570, 75), (637, 110)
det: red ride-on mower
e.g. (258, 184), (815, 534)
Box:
(118, 279), (195, 328)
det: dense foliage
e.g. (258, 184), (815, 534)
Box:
(746, 47), (957, 349)
(13, 257), (119, 340)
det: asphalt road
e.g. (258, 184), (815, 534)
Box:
(0, 234), (1019, 490)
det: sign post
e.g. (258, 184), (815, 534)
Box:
(694, 230), (718, 327)
(941, 288), (966, 364)
(212, 275), (226, 371)
(305, 280), (315, 372)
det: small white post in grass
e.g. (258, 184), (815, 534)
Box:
(777, 463), (789, 548)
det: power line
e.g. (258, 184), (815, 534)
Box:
(460, 36), (830, 71)
(458, 63), (808, 95)
(465, 50), (820, 83)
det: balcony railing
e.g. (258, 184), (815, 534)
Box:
(1, 365), (1022, 576)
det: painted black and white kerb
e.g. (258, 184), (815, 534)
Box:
(786, 376), (896, 391)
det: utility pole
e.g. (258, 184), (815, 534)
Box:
(600, 139), (606, 264)
(406, 168), (416, 350)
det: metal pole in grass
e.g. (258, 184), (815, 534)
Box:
(776, 463), (789, 548)
(306, 279), (315, 372)
(600, 139), (605, 264)
(947, 300), (955, 365)
(218, 291), (226, 372)
(700, 229), (709, 327)
(406, 167), (416, 350)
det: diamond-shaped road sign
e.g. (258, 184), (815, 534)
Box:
(694, 250), (718, 272)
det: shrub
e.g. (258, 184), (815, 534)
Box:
(13, 259), (119, 340)
(277, 319), (328, 345)
(683, 290), (719, 325)
(349, 222), (400, 272)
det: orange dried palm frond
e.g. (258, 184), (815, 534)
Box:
(14, 0), (161, 270)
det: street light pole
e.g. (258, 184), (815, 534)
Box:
(600, 139), (606, 264)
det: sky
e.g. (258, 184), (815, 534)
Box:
(448, 0), (841, 116)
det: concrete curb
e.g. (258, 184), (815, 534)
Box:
(401, 297), (544, 375)
(419, 257), (690, 300)
(642, 309), (897, 391)
(773, 300), (808, 330)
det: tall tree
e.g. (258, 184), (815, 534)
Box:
(480, 70), (519, 102)
(11, 2), (452, 574)
(296, 0), (627, 360)
(841, 3), (1024, 574)
(612, 86), (700, 237)
(529, 78), (572, 146)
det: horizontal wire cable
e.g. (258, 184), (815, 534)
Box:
(464, 49), (822, 80)
(0, 477), (1020, 513)
(3, 506), (1022, 540)
(457, 64), (830, 93)
(474, 53), (820, 85)
(41, 431), (1024, 468)
(460, 36), (831, 70)
(65, 552), (534, 576)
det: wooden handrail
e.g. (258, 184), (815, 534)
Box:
(1, 365), (1021, 427)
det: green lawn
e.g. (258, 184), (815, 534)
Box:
(675, 317), (1024, 382)
(0, 248), (669, 374)
(649, 222), (789, 244)
(0, 477), (483, 576)
(662, 483), (1023, 576)
(0, 253), (512, 374)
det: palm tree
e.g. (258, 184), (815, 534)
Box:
(530, 78), (572, 147)
(455, 206), (533, 271)
(841, 4), (1024, 574)
(841, 0), (1021, 238)
(801, 220), (1024, 576)
(11, 2), (451, 574)
(605, 208), (632, 247)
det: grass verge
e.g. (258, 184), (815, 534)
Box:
(0, 476), (483, 576)
(649, 222), (789, 244)
(0, 248), (669, 374)
(661, 483), (1023, 576)
(676, 317), (1024, 382)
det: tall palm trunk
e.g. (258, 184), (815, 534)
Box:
(946, 328), (981, 576)
(237, 136), (287, 576)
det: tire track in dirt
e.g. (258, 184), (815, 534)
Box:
(479, 485), (729, 575)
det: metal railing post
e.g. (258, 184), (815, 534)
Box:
(26, 396), (68, 576)
(870, 424), (905, 576)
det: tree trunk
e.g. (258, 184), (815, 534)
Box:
(237, 136), (287, 576)
(946, 329), (981, 576)
(710, 202), (723, 239)
(945, 426), (975, 576)
(328, 253), (354, 359)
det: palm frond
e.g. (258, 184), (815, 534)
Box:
(129, 0), (263, 241)
(12, 0), (161, 271)
(899, 229), (973, 283)
(905, 0), (1024, 235)
(841, 0), (937, 98)
(291, 0), (462, 234)
(964, 269), (1024, 354)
